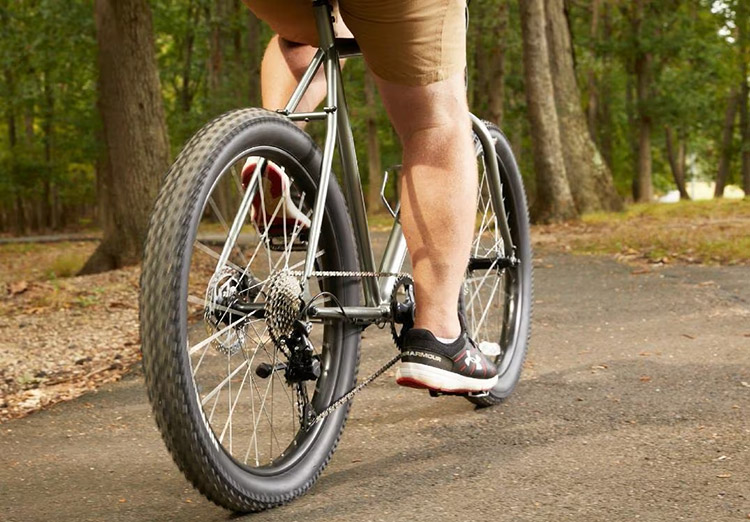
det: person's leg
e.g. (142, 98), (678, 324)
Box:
(259, 35), (325, 111)
(244, 0), (352, 111)
(337, 0), (474, 340)
(375, 73), (477, 340)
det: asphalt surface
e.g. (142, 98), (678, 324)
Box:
(2, 253), (749, 521)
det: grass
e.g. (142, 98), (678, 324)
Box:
(554, 198), (750, 265)
(0, 241), (95, 284)
(46, 252), (87, 279)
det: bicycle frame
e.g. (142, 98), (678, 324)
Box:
(248, 0), (515, 325)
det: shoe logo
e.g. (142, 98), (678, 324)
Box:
(403, 350), (441, 362)
(464, 351), (483, 371)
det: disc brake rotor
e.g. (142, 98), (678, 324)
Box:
(204, 267), (248, 356)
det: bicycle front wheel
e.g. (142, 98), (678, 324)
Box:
(464, 121), (533, 406)
(140, 109), (361, 511)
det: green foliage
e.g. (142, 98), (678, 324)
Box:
(0, 0), (97, 231)
(0, 0), (747, 234)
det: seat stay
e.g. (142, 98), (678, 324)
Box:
(470, 114), (516, 256)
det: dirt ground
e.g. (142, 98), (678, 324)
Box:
(0, 242), (140, 420)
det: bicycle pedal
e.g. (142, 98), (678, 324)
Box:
(427, 389), (490, 398)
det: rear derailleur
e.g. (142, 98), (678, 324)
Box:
(255, 319), (320, 428)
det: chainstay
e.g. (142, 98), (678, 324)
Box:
(309, 351), (402, 429)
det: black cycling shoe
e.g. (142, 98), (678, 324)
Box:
(396, 328), (499, 393)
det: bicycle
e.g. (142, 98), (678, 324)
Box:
(139, 0), (532, 512)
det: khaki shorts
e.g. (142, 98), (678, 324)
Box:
(244, 0), (466, 86)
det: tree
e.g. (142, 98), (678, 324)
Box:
(519, 0), (577, 222)
(715, 87), (739, 198)
(470, 0), (508, 126)
(664, 125), (690, 199)
(364, 68), (383, 213)
(629, 0), (654, 202)
(736, 0), (750, 196)
(544, 0), (622, 213)
(81, 0), (170, 273)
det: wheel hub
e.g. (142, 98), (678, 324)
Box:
(204, 267), (251, 356)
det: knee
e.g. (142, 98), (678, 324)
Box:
(376, 74), (471, 145)
(399, 112), (472, 153)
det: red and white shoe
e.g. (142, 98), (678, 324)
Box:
(241, 157), (311, 236)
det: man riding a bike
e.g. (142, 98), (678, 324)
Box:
(242, 0), (498, 393)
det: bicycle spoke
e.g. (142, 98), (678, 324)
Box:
(182, 152), (340, 470)
(194, 241), (244, 273)
(201, 359), (249, 406)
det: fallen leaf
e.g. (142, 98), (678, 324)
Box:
(639, 376), (652, 383)
(716, 473), (732, 478)
(118, 498), (127, 503)
(9, 280), (29, 296)
(638, 351), (651, 357)
(681, 334), (695, 340)
(631, 268), (650, 275)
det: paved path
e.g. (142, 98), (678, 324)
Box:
(2, 254), (749, 521)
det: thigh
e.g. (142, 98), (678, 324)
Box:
(339, 0), (466, 86)
(243, 0), (352, 45)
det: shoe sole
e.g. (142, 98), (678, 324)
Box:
(396, 362), (498, 393)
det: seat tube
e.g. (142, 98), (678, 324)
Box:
(332, 62), (380, 307)
(308, 0), (380, 306)
(303, 2), (339, 284)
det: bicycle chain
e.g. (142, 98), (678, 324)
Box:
(309, 351), (403, 428)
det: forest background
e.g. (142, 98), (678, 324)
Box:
(0, 0), (748, 266)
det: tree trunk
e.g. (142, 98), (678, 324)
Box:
(739, 68), (750, 197)
(715, 87), (739, 198)
(519, 0), (577, 223)
(469, 1), (506, 124)
(247, 9), (261, 106)
(178, 0), (198, 113)
(633, 1), (653, 202)
(586, 0), (601, 139)
(665, 126), (690, 200)
(597, 2), (615, 171)
(209, 2), (224, 97)
(81, 0), (170, 274)
(545, 0), (622, 213)
(737, 0), (750, 196)
(364, 68), (383, 213)
(487, 1), (508, 125)
(42, 67), (55, 230)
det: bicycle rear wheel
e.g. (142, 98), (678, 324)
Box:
(140, 109), (361, 511)
(464, 121), (533, 406)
